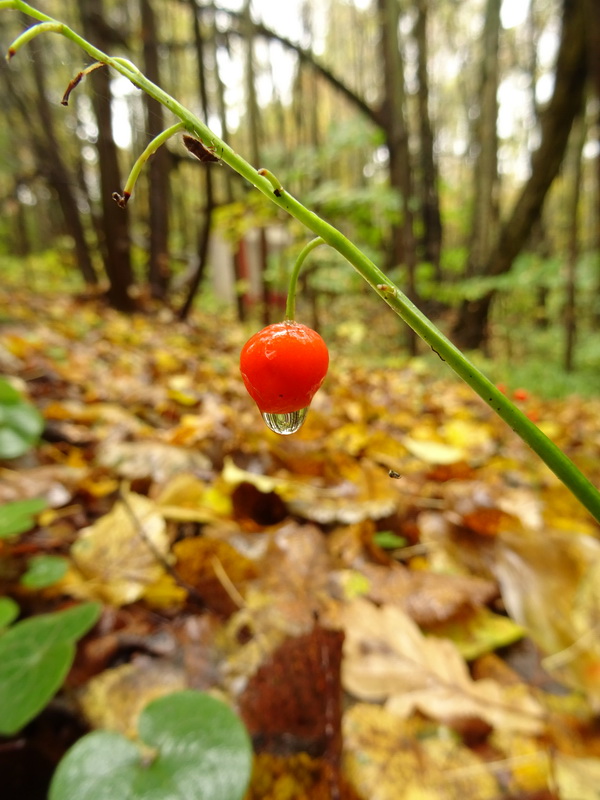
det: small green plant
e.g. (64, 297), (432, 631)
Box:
(0, 496), (47, 538)
(49, 691), (253, 800)
(0, 376), (44, 459)
(0, 601), (101, 736)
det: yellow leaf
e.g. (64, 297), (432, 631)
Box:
(403, 436), (465, 465)
(428, 606), (525, 660)
(156, 473), (232, 522)
(78, 660), (186, 737)
(554, 754), (600, 800)
(344, 704), (499, 800)
(66, 492), (170, 606)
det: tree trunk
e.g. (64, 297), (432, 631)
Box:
(452, 0), (587, 349)
(414, 0), (442, 279)
(564, 114), (586, 371)
(78, 0), (134, 311)
(178, 0), (216, 320)
(3, 44), (98, 284)
(243, 0), (271, 326)
(377, 0), (418, 354)
(140, 0), (171, 300)
(466, 0), (501, 280)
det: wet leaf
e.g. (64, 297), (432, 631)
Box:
(343, 703), (500, 800)
(0, 377), (44, 459)
(342, 598), (544, 734)
(66, 492), (170, 605)
(20, 554), (69, 589)
(50, 691), (252, 800)
(0, 496), (47, 538)
(78, 659), (187, 737)
(0, 602), (101, 735)
(0, 597), (19, 628)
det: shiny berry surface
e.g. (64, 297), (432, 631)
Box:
(240, 321), (329, 414)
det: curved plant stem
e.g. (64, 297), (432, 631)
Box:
(285, 237), (324, 321)
(4, 1), (600, 523)
(112, 122), (185, 206)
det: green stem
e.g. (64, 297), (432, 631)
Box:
(113, 122), (185, 206)
(4, 2), (600, 524)
(285, 237), (324, 321)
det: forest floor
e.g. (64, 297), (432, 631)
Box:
(1, 285), (600, 800)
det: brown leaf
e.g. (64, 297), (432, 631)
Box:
(239, 623), (344, 762)
(342, 598), (545, 734)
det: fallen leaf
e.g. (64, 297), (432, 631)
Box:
(554, 753), (600, 800)
(77, 657), (186, 738)
(342, 598), (545, 734)
(64, 491), (170, 605)
(343, 703), (500, 800)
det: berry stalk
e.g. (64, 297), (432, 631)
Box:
(285, 237), (324, 322)
(3, 1), (600, 522)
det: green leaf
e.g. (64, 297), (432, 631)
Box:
(0, 597), (19, 629)
(20, 555), (69, 589)
(50, 691), (253, 800)
(0, 602), (101, 736)
(0, 497), (48, 538)
(0, 377), (44, 459)
(373, 531), (408, 550)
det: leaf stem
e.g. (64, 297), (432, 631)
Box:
(112, 122), (185, 207)
(285, 237), (324, 321)
(3, 1), (600, 523)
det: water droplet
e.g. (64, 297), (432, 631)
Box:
(261, 407), (308, 435)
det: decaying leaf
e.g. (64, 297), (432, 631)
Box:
(97, 440), (211, 483)
(64, 491), (171, 605)
(342, 598), (545, 734)
(343, 703), (500, 800)
(355, 561), (498, 627)
(77, 658), (186, 738)
(554, 753), (600, 800)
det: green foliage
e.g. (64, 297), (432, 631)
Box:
(373, 531), (408, 549)
(0, 377), (44, 459)
(0, 497), (47, 538)
(0, 597), (20, 629)
(20, 554), (69, 589)
(0, 602), (101, 736)
(49, 691), (253, 800)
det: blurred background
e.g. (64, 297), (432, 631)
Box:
(1, 0), (598, 393)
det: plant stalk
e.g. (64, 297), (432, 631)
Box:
(3, 1), (600, 523)
(285, 237), (324, 321)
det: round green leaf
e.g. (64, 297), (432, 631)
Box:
(0, 379), (44, 459)
(0, 497), (48, 538)
(0, 602), (101, 735)
(50, 691), (253, 800)
(21, 554), (69, 589)
(0, 597), (19, 628)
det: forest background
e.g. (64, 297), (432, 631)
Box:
(1, 0), (599, 389)
(1, 0), (600, 798)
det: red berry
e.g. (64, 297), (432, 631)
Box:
(240, 321), (329, 414)
(513, 388), (529, 402)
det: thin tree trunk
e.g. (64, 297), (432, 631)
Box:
(466, 0), (501, 280)
(377, 0), (418, 354)
(5, 45), (98, 284)
(141, 0), (171, 299)
(243, 0), (270, 326)
(178, 0), (216, 320)
(564, 114), (586, 371)
(78, 0), (134, 311)
(452, 0), (587, 349)
(415, 0), (442, 279)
